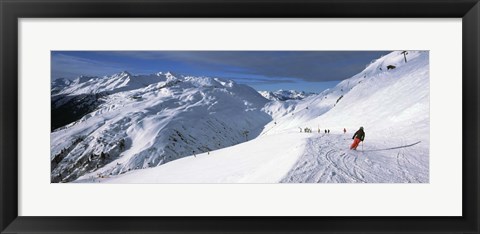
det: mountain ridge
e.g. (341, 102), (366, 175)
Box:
(258, 89), (316, 101)
(51, 73), (271, 182)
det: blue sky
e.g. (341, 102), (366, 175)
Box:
(51, 51), (390, 92)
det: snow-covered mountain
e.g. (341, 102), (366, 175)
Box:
(51, 72), (271, 182)
(51, 78), (73, 95)
(72, 50), (429, 183)
(258, 90), (316, 101)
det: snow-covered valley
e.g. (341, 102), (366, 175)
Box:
(52, 51), (429, 183)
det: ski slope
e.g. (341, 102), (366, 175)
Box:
(77, 131), (307, 183)
(281, 134), (427, 183)
(78, 131), (427, 183)
(70, 50), (429, 183)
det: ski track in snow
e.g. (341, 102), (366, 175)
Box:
(281, 134), (428, 183)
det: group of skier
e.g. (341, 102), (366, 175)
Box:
(300, 127), (332, 134)
(299, 126), (366, 150)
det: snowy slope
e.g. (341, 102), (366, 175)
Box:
(87, 131), (426, 183)
(77, 131), (308, 183)
(263, 51), (429, 141)
(74, 50), (429, 183)
(262, 51), (429, 182)
(51, 72), (271, 182)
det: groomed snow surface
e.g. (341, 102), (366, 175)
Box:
(53, 51), (429, 183)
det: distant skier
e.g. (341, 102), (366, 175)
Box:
(343, 128), (346, 134)
(328, 129), (330, 134)
(324, 129), (327, 133)
(350, 127), (365, 150)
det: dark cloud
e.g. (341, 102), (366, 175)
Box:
(222, 76), (297, 86)
(103, 51), (390, 82)
(51, 53), (127, 79)
(52, 51), (391, 83)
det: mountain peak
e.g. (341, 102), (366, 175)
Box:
(118, 71), (132, 77)
(259, 89), (316, 101)
(74, 75), (98, 84)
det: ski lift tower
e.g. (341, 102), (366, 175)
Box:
(401, 51), (408, 63)
(242, 130), (249, 141)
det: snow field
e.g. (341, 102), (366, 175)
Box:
(78, 131), (308, 183)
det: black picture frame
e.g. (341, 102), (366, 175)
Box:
(1, 0), (479, 233)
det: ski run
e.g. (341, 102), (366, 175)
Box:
(52, 51), (429, 183)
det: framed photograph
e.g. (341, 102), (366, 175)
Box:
(1, 0), (478, 233)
